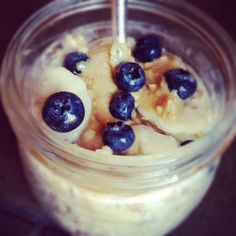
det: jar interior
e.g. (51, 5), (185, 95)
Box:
(14, 1), (227, 125)
(2, 0), (235, 168)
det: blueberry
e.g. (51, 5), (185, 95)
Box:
(165, 68), (197, 100)
(115, 62), (145, 92)
(64, 52), (89, 75)
(102, 121), (135, 152)
(133, 34), (162, 63)
(109, 92), (135, 121)
(42, 91), (85, 132)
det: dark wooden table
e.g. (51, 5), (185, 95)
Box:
(1, 1), (236, 235)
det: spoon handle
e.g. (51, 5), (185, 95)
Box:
(112, 0), (128, 43)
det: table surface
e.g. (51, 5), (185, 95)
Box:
(1, 0), (236, 236)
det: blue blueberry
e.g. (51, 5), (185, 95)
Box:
(42, 91), (85, 132)
(102, 121), (135, 152)
(133, 34), (162, 63)
(109, 92), (135, 121)
(115, 62), (145, 92)
(64, 52), (89, 75)
(165, 68), (197, 100)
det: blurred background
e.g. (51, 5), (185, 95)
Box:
(0, 0), (236, 235)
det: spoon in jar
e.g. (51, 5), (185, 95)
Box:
(112, 0), (128, 43)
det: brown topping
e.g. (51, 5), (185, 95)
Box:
(154, 94), (169, 108)
(78, 116), (106, 151)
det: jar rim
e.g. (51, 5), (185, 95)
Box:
(1, 0), (236, 171)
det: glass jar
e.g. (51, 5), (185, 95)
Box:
(1, 0), (236, 235)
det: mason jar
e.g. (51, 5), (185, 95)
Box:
(1, 0), (236, 235)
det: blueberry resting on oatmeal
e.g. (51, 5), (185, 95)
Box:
(165, 68), (197, 100)
(102, 122), (135, 152)
(115, 62), (145, 92)
(42, 91), (85, 132)
(64, 52), (89, 75)
(109, 92), (135, 121)
(133, 34), (162, 63)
